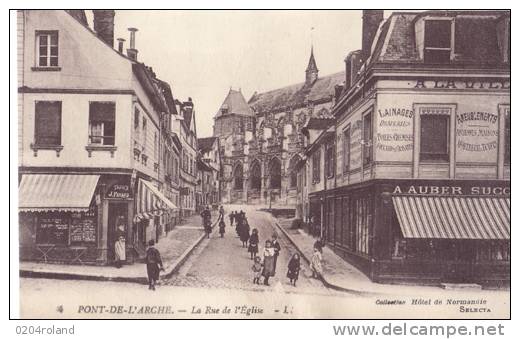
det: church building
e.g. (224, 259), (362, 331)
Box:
(213, 49), (344, 207)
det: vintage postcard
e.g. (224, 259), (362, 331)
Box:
(15, 9), (510, 319)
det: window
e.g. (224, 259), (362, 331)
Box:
(424, 19), (452, 63)
(35, 101), (61, 146)
(420, 114), (449, 161)
(343, 127), (351, 175)
(36, 31), (58, 67)
(142, 117), (147, 148)
(134, 108), (140, 130)
(362, 112), (373, 166)
(325, 141), (335, 178)
(154, 132), (158, 158)
(89, 102), (115, 145)
(312, 150), (321, 183)
(504, 107), (510, 165)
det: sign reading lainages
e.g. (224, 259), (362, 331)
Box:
(376, 107), (414, 162)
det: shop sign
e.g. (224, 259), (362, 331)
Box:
(456, 111), (498, 159)
(392, 184), (510, 196)
(376, 108), (414, 155)
(414, 79), (510, 90)
(106, 182), (132, 199)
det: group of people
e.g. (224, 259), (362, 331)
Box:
(139, 206), (324, 291)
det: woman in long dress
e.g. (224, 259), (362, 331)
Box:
(310, 247), (323, 279)
(261, 240), (275, 286)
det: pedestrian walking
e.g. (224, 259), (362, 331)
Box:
(219, 205), (225, 221)
(261, 240), (275, 286)
(251, 256), (263, 285)
(145, 240), (164, 290)
(271, 232), (281, 274)
(229, 211), (234, 226)
(286, 253), (301, 286)
(248, 228), (259, 259)
(310, 247), (323, 279)
(239, 217), (250, 248)
(114, 235), (126, 268)
(202, 205), (212, 238)
(218, 218), (226, 238)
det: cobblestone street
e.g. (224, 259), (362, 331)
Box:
(163, 206), (337, 297)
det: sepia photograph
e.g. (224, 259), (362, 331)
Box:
(13, 9), (510, 320)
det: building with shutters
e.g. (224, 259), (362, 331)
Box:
(297, 10), (510, 286)
(17, 10), (184, 265)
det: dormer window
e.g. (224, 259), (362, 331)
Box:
(424, 19), (453, 63)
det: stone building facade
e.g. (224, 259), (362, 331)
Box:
(213, 50), (345, 206)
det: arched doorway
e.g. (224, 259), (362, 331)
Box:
(233, 163), (243, 190)
(268, 158), (282, 189)
(249, 160), (262, 190)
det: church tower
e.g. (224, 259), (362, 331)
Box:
(305, 47), (319, 86)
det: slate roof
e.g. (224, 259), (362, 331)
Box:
(248, 71), (345, 114)
(198, 137), (217, 153)
(370, 10), (509, 66)
(215, 89), (254, 118)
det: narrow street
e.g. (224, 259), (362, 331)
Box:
(164, 206), (333, 296)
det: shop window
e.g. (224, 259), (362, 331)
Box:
(420, 114), (449, 161)
(36, 31), (59, 67)
(341, 196), (353, 249)
(343, 127), (351, 175)
(36, 214), (69, 245)
(477, 241), (510, 261)
(354, 196), (371, 255)
(362, 112), (373, 166)
(424, 19), (452, 63)
(89, 102), (115, 145)
(312, 150), (321, 183)
(34, 101), (62, 146)
(504, 107), (510, 165)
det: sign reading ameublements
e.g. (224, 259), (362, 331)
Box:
(456, 111), (499, 162)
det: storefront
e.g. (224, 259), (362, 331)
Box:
(19, 173), (177, 265)
(321, 179), (510, 287)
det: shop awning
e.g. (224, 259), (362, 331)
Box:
(392, 196), (510, 240)
(19, 174), (100, 212)
(134, 179), (178, 222)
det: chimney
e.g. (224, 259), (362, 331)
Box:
(93, 10), (115, 47)
(127, 27), (139, 60)
(117, 38), (125, 53)
(361, 10), (384, 62)
(345, 50), (363, 90)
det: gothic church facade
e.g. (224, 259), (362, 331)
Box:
(213, 50), (344, 206)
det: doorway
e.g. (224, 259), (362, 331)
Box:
(107, 202), (128, 262)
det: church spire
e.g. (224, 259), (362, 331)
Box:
(305, 46), (319, 85)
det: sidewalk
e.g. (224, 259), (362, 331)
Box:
(19, 211), (219, 284)
(272, 215), (454, 296)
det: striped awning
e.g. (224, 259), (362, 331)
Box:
(134, 179), (177, 222)
(392, 196), (510, 239)
(19, 174), (100, 212)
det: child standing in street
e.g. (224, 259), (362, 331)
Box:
(218, 218), (226, 238)
(248, 228), (259, 259)
(286, 253), (301, 286)
(251, 256), (263, 284)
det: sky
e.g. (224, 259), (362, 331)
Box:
(89, 10), (386, 137)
